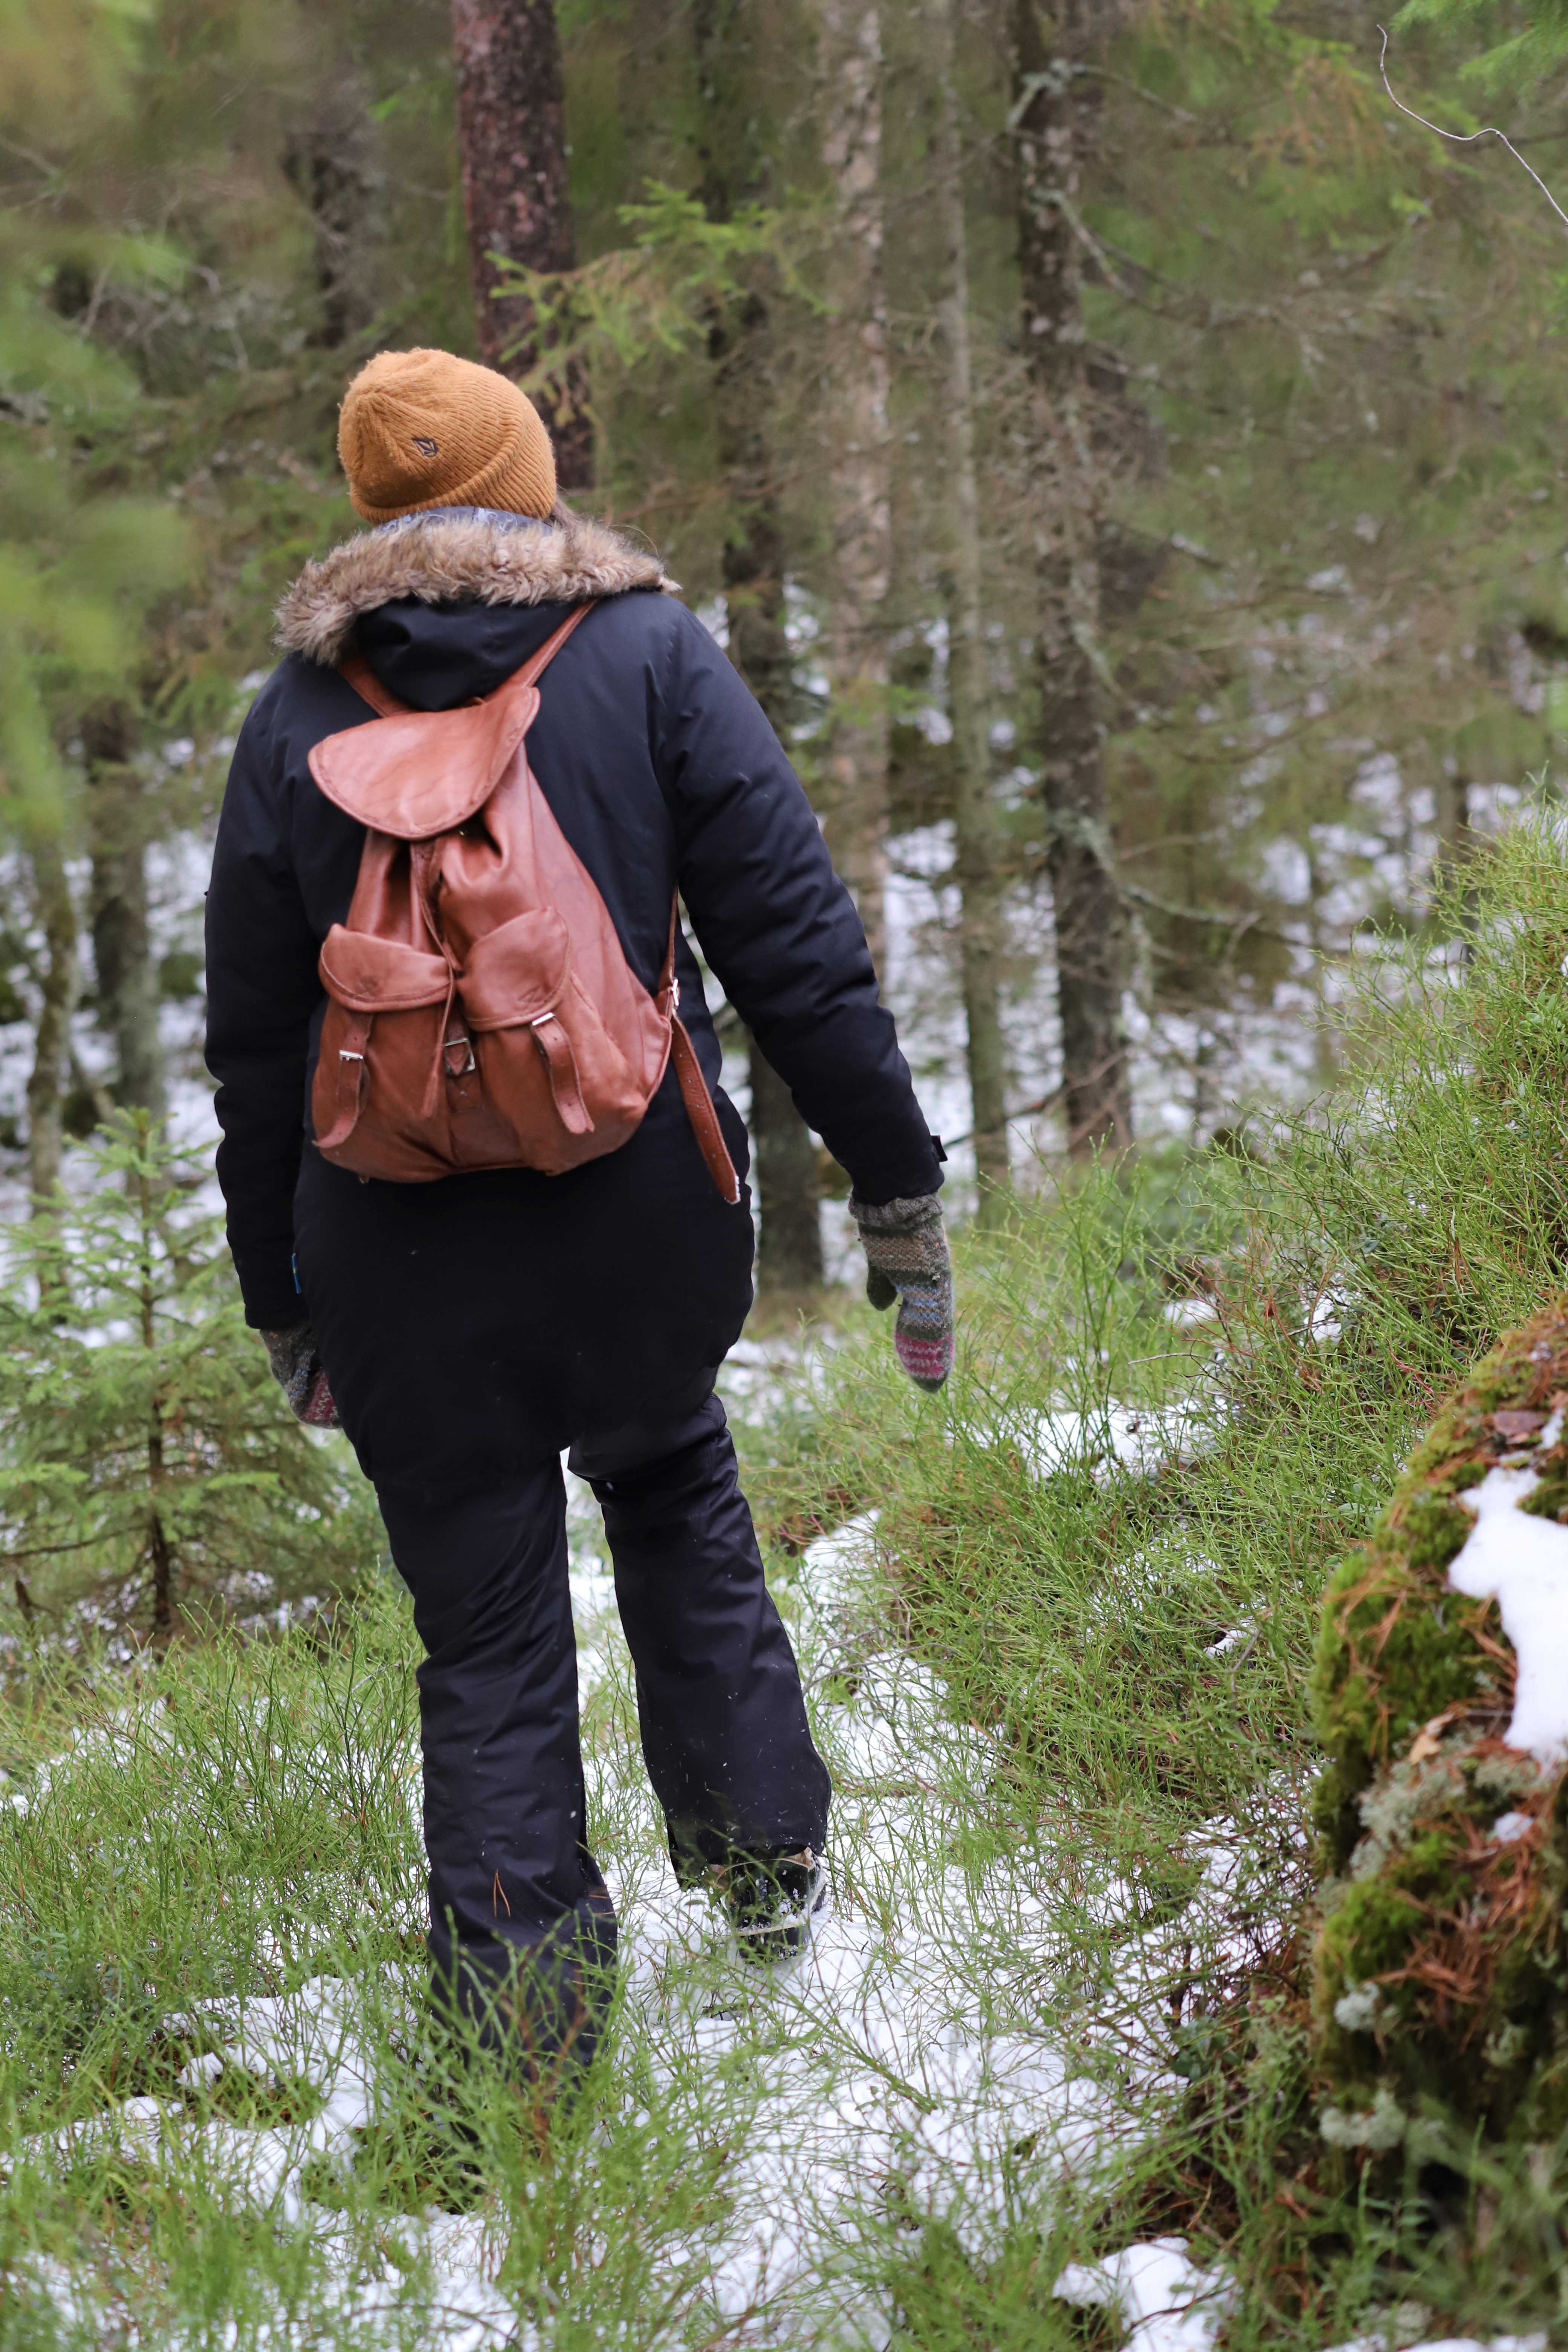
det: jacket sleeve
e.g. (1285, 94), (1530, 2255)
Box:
(655, 604), (942, 1205)
(204, 683), (323, 1329)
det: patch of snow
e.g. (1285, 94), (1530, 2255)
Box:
(1011, 1401), (1203, 1484)
(6, 1700), (169, 1815)
(1447, 1408), (1568, 1764)
(14, 1970), (516, 2349)
(1309, 1286), (1352, 1344)
(1493, 1811), (1533, 1845)
(1163, 1297), (1219, 1329)
(589, 1509), (1123, 2323)
(1328, 2335), (1547, 2352)
(1053, 2236), (1231, 2350)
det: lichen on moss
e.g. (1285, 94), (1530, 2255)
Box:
(1308, 1303), (1568, 2147)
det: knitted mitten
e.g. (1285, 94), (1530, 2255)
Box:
(262, 1321), (341, 1430)
(848, 1193), (953, 1392)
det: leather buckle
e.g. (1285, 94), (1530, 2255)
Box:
(442, 1033), (476, 1078)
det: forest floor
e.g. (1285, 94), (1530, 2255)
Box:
(6, 826), (1568, 2348)
(0, 1417), (1292, 2352)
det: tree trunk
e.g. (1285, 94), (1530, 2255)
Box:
(138, 1158), (175, 1642)
(697, 0), (822, 1293)
(1012, 0), (1132, 1157)
(747, 1037), (825, 1294)
(148, 1506), (173, 1642)
(450, 0), (593, 490)
(25, 840), (79, 1214)
(1435, 763), (1475, 969)
(83, 698), (165, 1122)
(932, 0), (1009, 1223)
(1436, 766), (1472, 882)
(283, 74), (374, 352)
(816, 0), (892, 980)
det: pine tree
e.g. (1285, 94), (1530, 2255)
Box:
(815, 0), (894, 978)
(0, 1119), (377, 1645)
(1011, 0), (1133, 1158)
(83, 696), (165, 1125)
(695, 0), (825, 1294)
(931, 0), (1010, 1218)
(451, 0), (594, 488)
(1394, 0), (1568, 85)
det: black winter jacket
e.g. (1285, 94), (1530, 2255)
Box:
(205, 508), (941, 1339)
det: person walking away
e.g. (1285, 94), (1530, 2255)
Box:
(204, 348), (952, 2092)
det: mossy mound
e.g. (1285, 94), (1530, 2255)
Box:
(1309, 1302), (1568, 2146)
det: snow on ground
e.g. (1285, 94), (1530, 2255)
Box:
(1053, 2236), (1230, 2352)
(1326, 2335), (1546, 2352)
(1447, 1406), (1568, 1765)
(1008, 1399), (1210, 1484)
(570, 1505), (1130, 2337)
(0, 828), (222, 1231)
(15, 1966), (514, 2350)
(3, 1701), (158, 1816)
(11, 1499), (1164, 2347)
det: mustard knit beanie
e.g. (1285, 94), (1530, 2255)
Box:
(337, 347), (557, 524)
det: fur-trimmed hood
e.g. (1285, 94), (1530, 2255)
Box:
(274, 507), (679, 667)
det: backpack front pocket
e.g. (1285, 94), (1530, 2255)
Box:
(456, 907), (572, 1030)
(319, 925), (451, 1013)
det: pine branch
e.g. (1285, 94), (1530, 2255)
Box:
(1377, 25), (1568, 233)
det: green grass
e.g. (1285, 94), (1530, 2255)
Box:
(736, 818), (1568, 2343)
(5, 822), (1568, 2344)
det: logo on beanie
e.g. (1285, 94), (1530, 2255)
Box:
(412, 435), (439, 456)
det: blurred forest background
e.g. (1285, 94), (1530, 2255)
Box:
(5, 0), (1568, 1295)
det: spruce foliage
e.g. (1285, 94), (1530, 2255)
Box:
(0, 1118), (377, 1645)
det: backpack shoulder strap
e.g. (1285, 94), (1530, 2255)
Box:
(338, 655), (411, 718)
(658, 899), (742, 1206)
(512, 598), (597, 689)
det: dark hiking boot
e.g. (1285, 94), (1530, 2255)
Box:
(427, 1893), (617, 2093)
(719, 1847), (827, 1965)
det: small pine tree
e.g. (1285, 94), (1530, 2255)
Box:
(0, 1116), (378, 1645)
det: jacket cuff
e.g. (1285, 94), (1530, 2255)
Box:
(842, 1133), (945, 1209)
(231, 1248), (309, 1333)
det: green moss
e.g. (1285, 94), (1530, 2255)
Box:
(1399, 1488), (1476, 1566)
(1307, 1303), (1568, 2146)
(1310, 1547), (1499, 1867)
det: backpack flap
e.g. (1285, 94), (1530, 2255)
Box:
(309, 673), (542, 839)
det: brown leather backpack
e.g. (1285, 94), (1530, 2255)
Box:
(306, 600), (739, 1200)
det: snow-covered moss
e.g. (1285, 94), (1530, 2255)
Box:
(1308, 1304), (1568, 2144)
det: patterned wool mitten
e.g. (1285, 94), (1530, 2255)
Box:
(262, 1322), (341, 1430)
(848, 1193), (953, 1393)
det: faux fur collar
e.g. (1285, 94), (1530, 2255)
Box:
(274, 508), (679, 666)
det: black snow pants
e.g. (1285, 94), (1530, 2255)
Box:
(373, 1366), (831, 2063)
(294, 1133), (830, 2075)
